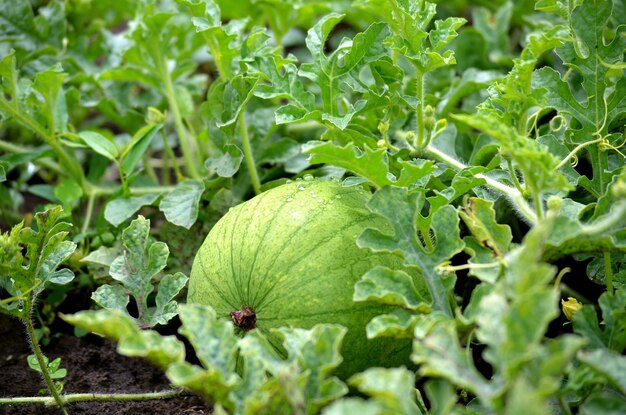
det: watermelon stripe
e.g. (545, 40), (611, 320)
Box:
(236, 189), (272, 305)
(188, 180), (411, 377)
(255, 213), (375, 312)
(250, 186), (336, 307)
(197, 255), (237, 310)
(243, 187), (298, 306)
(251, 184), (367, 307)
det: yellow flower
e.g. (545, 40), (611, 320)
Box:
(561, 297), (582, 321)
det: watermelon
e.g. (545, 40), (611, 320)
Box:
(187, 178), (411, 377)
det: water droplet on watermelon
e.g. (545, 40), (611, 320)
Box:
(317, 198), (323, 203)
(298, 185), (306, 191)
(286, 179), (293, 184)
(295, 177), (302, 182)
(286, 197), (294, 202)
(335, 195), (342, 199)
(303, 174), (314, 181)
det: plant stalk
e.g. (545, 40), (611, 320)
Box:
(0, 389), (183, 406)
(414, 69), (425, 148)
(426, 145), (538, 224)
(0, 139), (64, 175)
(532, 189), (544, 221)
(604, 251), (614, 293)
(239, 114), (262, 195)
(506, 159), (524, 194)
(160, 128), (184, 181)
(155, 51), (200, 180)
(581, 201), (626, 236)
(557, 395), (573, 415)
(89, 185), (174, 197)
(23, 301), (69, 415)
(142, 154), (159, 184)
(0, 98), (85, 187)
(81, 191), (96, 235)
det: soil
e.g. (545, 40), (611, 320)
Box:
(0, 314), (212, 415)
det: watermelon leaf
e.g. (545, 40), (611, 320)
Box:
(104, 193), (161, 227)
(324, 367), (422, 415)
(91, 216), (188, 328)
(578, 349), (626, 395)
(303, 140), (436, 188)
(63, 309), (185, 369)
(159, 179), (206, 229)
(358, 186), (464, 318)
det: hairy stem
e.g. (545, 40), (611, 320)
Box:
(557, 395), (573, 415)
(160, 127), (184, 181)
(90, 185), (174, 196)
(81, 191), (96, 235)
(0, 389), (183, 406)
(23, 301), (68, 415)
(0, 138), (63, 175)
(604, 251), (614, 293)
(506, 159), (524, 194)
(114, 160), (130, 196)
(155, 50), (200, 180)
(143, 154), (159, 184)
(533, 189), (544, 221)
(426, 145), (538, 224)
(581, 201), (626, 236)
(239, 114), (262, 195)
(414, 69), (425, 148)
(0, 98), (84, 186)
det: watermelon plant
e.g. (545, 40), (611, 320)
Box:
(1, 0), (625, 414)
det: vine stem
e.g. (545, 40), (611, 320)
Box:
(426, 145), (538, 224)
(239, 114), (262, 195)
(160, 128), (184, 180)
(155, 50), (200, 180)
(532, 187), (544, 221)
(0, 98), (84, 187)
(81, 191), (96, 235)
(557, 395), (573, 415)
(581, 201), (626, 236)
(414, 69), (425, 148)
(89, 185), (175, 196)
(0, 389), (183, 406)
(438, 262), (502, 273)
(0, 139), (63, 175)
(604, 251), (614, 293)
(23, 301), (68, 415)
(506, 159), (524, 194)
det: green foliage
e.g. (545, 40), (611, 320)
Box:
(324, 367), (423, 414)
(0, 206), (76, 318)
(65, 304), (349, 415)
(2, 0), (626, 413)
(532, 0), (626, 196)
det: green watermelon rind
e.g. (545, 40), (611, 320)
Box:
(188, 179), (412, 377)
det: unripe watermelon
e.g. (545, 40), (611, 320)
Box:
(188, 178), (410, 377)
